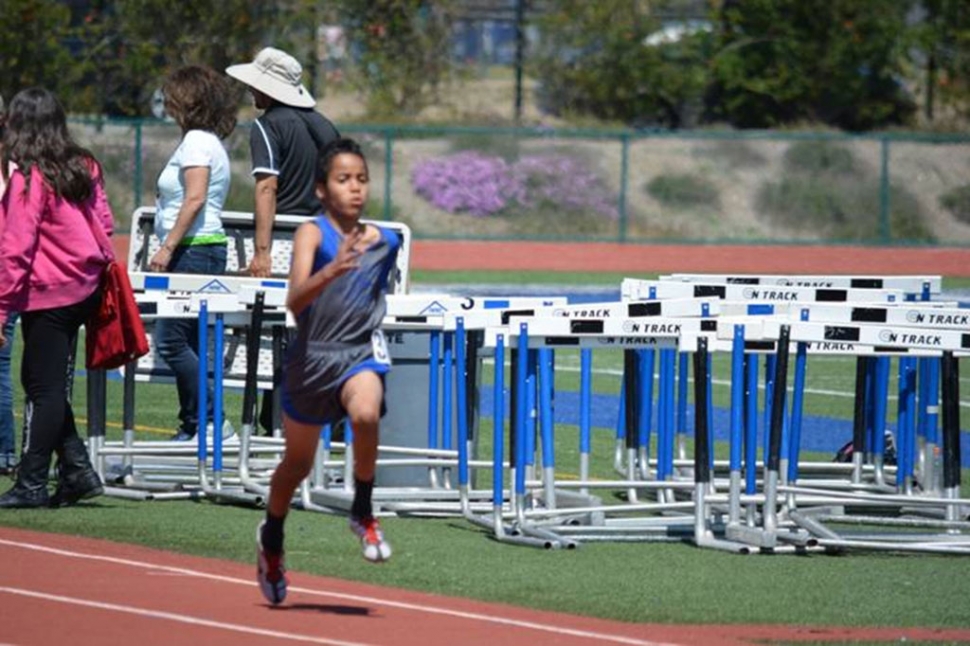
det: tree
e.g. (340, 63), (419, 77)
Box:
(911, 0), (970, 124)
(708, 0), (917, 130)
(83, 0), (273, 116)
(0, 1), (74, 106)
(532, 0), (711, 128)
(333, 0), (458, 117)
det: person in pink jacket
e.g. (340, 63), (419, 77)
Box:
(0, 87), (113, 508)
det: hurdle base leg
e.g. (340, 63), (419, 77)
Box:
(725, 523), (778, 549)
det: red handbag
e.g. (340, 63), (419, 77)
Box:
(86, 260), (149, 370)
(82, 203), (149, 370)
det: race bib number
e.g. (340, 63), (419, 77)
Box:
(371, 329), (391, 365)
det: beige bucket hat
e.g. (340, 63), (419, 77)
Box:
(226, 47), (315, 108)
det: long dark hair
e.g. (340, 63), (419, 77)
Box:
(1, 87), (99, 204)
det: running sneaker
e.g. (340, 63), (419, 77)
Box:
(256, 521), (287, 604)
(349, 516), (392, 563)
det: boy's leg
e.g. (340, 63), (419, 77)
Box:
(257, 413), (322, 605)
(341, 371), (391, 562)
(340, 371), (383, 483)
(265, 413), (323, 539)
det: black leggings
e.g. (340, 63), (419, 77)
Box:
(20, 291), (100, 462)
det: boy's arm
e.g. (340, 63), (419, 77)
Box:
(286, 222), (364, 317)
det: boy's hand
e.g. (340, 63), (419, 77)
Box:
(323, 226), (364, 280)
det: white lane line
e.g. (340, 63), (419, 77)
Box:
(0, 539), (674, 646)
(0, 586), (367, 646)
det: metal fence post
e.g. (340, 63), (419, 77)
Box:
(384, 128), (394, 221)
(879, 137), (890, 243)
(618, 132), (630, 243)
(134, 120), (143, 210)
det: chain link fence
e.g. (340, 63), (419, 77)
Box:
(70, 118), (970, 246)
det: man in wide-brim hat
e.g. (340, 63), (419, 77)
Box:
(227, 47), (340, 278)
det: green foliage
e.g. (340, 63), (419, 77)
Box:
(533, 0), (710, 128)
(783, 141), (857, 175)
(0, 1), (281, 117)
(333, 0), (458, 117)
(83, 1), (275, 116)
(645, 173), (720, 208)
(709, 0), (917, 131)
(0, 0), (75, 104)
(910, 0), (970, 124)
(939, 184), (970, 224)
(756, 174), (933, 243)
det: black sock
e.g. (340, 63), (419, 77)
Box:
(351, 478), (374, 520)
(261, 512), (285, 554)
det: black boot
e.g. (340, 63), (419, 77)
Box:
(49, 435), (103, 508)
(0, 452), (51, 508)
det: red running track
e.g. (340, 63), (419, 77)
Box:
(112, 236), (970, 276)
(3, 527), (970, 646)
(408, 241), (970, 277)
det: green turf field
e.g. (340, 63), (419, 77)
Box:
(1, 271), (969, 630)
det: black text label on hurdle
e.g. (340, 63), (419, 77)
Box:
(824, 325), (860, 341)
(694, 285), (726, 298)
(628, 302), (661, 317)
(501, 309), (534, 324)
(851, 308), (887, 323)
(571, 320), (604, 334)
(817, 289), (849, 302)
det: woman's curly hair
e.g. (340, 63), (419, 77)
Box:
(163, 65), (237, 139)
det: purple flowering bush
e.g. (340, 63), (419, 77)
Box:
(411, 152), (524, 217)
(411, 151), (617, 220)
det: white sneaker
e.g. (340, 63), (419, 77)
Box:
(349, 516), (392, 563)
(205, 420), (237, 443)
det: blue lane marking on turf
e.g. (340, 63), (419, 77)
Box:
(144, 275), (170, 290)
(477, 388), (970, 468)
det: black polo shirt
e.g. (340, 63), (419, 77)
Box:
(249, 104), (340, 216)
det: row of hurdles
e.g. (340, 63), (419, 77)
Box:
(80, 270), (969, 554)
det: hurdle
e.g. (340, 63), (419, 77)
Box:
(91, 221), (970, 555)
(620, 277), (915, 490)
(448, 272), (967, 553)
(452, 314), (736, 549)
(712, 316), (970, 554)
(660, 273), (942, 301)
